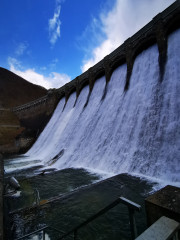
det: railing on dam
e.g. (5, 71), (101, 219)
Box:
(15, 197), (141, 240)
(12, 95), (49, 112)
(12, 89), (58, 117)
(12, 0), (180, 113)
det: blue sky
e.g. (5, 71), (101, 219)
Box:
(0, 0), (175, 89)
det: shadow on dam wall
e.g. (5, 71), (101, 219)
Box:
(6, 0), (180, 154)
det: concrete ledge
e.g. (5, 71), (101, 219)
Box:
(135, 216), (180, 240)
(145, 185), (180, 226)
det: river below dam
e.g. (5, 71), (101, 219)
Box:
(4, 156), (164, 240)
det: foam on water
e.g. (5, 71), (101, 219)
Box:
(5, 164), (42, 174)
(24, 29), (180, 185)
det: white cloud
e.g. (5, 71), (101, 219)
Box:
(8, 58), (70, 89)
(48, 4), (61, 45)
(15, 42), (28, 56)
(8, 57), (22, 69)
(81, 0), (175, 72)
(48, 72), (70, 88)
(49, 58), (59, 69)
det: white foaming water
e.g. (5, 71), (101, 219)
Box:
(25, 29), (180, 185)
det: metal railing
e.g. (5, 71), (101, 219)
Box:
(15, 196), (141, 240)
(12, 95), (49, 112)
(58, 196), (141, 240)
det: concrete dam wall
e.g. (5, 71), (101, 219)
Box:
(24, 1), (180, 185)
(7, 0), (180, 181)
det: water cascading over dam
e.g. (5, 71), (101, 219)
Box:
(27, 29), (180, 185)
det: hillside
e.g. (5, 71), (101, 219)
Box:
(0, 67), (47, 108)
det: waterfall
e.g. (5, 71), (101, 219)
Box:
(27, 29), (180, 184)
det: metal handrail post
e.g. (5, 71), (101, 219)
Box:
(128, 207), (137, 240)
(173, 231), (178, 240)
(43, 229), (46, 240)
(119, 197), (140, 239)
(74, 229), (78, 240)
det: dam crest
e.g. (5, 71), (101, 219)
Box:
(12, 0), (180, 113)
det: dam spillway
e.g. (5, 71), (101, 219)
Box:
(26, 28), (180, 185)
